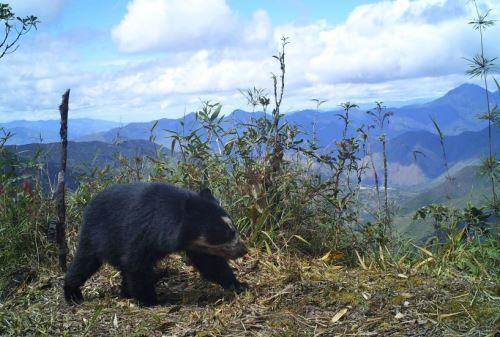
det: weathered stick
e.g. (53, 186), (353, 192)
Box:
(55, 89), (70, 272)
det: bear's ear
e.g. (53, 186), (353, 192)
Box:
(183, 197), (199, 214)
(199, 187), (214, 199)
(199, 188), (220, 205)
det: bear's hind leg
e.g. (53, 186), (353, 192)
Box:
(187, 251), (247, 293)
(120, 271), (131, 298)
(64, 254), (102, 304)
(127, 267), (158, 306)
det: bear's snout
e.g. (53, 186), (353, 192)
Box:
(189, 235), (248, 260)
(221, 234), (248, 260)
(229, 239), (248, 259)
(211, 236), (247, 260)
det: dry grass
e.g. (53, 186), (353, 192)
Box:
(0, 250), (498, 337)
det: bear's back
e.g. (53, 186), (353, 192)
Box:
(79, 183), (192, 260)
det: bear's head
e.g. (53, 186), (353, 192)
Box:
(184, 188), (247, 260)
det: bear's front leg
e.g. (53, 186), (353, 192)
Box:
(119, 271), (131, 299)
(64, 254), (102, 304)
(187, 251), (248, 293)
(121, 268), (167, 298)
(126, 267), (158, 306)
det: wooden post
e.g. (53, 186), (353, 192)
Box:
(55, 89), (70, 272)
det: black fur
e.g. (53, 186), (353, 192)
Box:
(64, 183), (247, 306)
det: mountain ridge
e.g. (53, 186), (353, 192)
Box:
(2, 83), (498, 146)
(0, 118), (121, 145)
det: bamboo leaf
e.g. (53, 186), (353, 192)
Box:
(355, 250), (368, 270)
(211, 104), (222, 121)
(411, 243), (434, 257)
(261, 231), (280, 252)
(331, 308), (348, 323)
(431, 117), (444, 141)
(412, 257), (434, 270)
(170, 138), (177, 154)
(291, 235), (310, 245)
(150, 120), (159, 132)
(264, 240), (272, 255)
(319, 251), (331, 261)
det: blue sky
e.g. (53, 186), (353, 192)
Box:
(0, 0), (499, 122)
(48, 1), (382, 31)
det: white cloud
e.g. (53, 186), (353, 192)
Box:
(2, 0), (500, 123)
(112, 0), (276, 54)
(279, 0), (500, 85)
(112, 0), (238, 52)
(110, 0), (500, 102)
(244, 10), (273, 45)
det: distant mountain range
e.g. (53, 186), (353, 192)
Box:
(7, 140), (165, 189)
(1, 83), (498, 189)
(76, 83), (499, 146)
(374, 124), (499, 187)
(0, 119), (120, 145)
(7, 124), (495, 191)
(2, 83), (498, 146)
(386, 83), (500, 135)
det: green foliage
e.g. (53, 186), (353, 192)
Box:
(239, 87), (270, 112)
(55, 40), (374, 258)
(0, 131), (49, 296)
(430, 117), (454, 199)
(477, 155), (500, 184)
(413, 204), (460, 234)
(0, 3), (39, 59)
(467, 0), (498, 205)
(465, 54), (497, 78)
(430, 117), (444, 141)
(366, 102), (394, 227)
(310, 98), (327, 147)
(412, 203), (499, 277)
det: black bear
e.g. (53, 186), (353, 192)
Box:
(64, 182), (248, 306)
